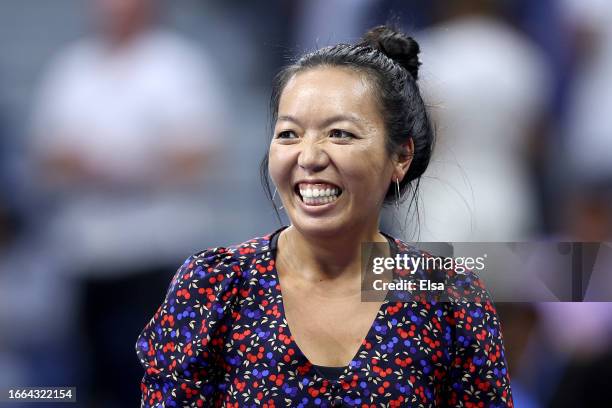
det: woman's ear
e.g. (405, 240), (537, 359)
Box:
(392, 138), (414, 182)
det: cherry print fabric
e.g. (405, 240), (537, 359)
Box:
(136, 226), (513, 407)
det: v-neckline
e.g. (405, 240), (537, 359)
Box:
(267, 226), (398, 381)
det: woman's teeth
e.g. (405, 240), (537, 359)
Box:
(298, 186), (341, 205)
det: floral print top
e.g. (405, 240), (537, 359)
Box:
(136, 226), (513, 407)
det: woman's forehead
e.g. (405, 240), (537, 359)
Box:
(278, 67), (381, 124)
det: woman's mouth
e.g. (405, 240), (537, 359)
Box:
(295, 182), (343, 206)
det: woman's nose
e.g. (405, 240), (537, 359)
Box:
(297, 137), (329, 172)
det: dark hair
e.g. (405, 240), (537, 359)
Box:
(260, 25), (434, 227)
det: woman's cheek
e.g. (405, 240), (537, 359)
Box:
(267, 146), (287, 187)
(345, 157), (389, 205)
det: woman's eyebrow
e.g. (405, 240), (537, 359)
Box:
(276, 115), (302, 126)
(320, 114), (364, 128)
(276, 114), (364, 128)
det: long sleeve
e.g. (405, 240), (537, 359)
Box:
(444, 271), (514, 408)
(135, 248), (242, 407)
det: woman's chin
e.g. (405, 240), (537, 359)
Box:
(288, 210), (358, 240)
(290, 216), (345, 238)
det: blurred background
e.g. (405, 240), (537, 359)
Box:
(0, 0), (610, 406)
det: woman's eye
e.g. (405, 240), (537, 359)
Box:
(276, 130), (297, 139)
(329, 129), (356, 139)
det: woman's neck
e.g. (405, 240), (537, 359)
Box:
(278, 223), (390, 283)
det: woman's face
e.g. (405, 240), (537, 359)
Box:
(268, 67), (398, 237)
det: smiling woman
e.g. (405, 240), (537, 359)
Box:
(136, 25), (514, 407)
(269, 67), (400, 237)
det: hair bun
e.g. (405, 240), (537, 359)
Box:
(361, 25), (421, 79)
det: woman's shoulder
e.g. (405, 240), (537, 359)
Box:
(167, 228), (280, 292)
(188, 228), (278, 265)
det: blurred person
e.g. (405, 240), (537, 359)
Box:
(503, 0), (576, 236)
(545, 2), (612, 400)
(412, 0), (551, 241)
(28, 0), (228, 406)
(526, 1), (612, 398)
(136, 26), (513, 407)
(560, 0), (612, 242)
(400, 3), (552, 406)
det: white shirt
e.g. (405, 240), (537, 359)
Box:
(415, 17), (550, 241)
(30, 28), (227, 275)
